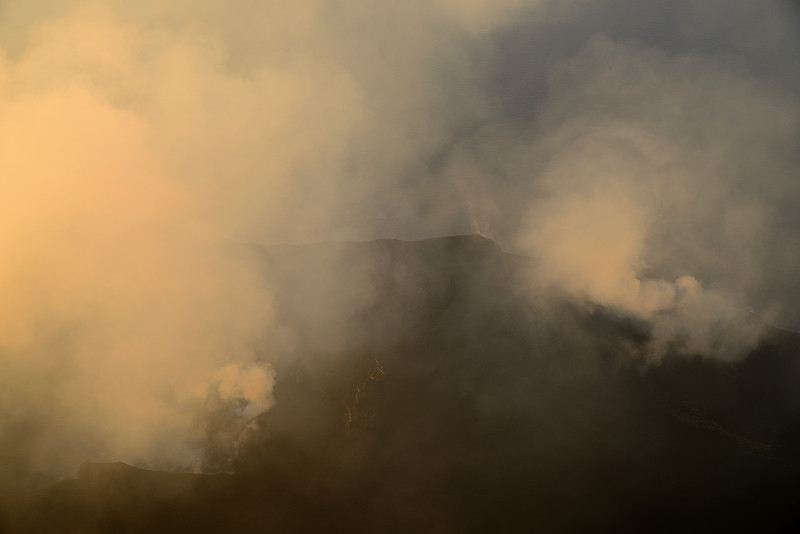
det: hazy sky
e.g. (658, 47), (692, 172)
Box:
(1, 0), (799, 478)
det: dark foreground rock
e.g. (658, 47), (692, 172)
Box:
(2, 235), (800, 533)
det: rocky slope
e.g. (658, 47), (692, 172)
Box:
(3, 235), (800, 533)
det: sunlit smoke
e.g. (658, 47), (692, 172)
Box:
(0, 0), (545, 480)
(1, 0), (798, 485)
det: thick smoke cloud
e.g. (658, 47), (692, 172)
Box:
(1, 0), (799, 486)
(0, 0), (548, 483)
(0, 16), (277, 475)
(440, 3), (800, 357)
(512, 33), (797, 359)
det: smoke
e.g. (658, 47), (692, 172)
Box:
(0, 22), (276, 474)
(433, 4), (800, 362)
(1, 0), (799, 488)
(0, 0), (551, 483)
(510, 32), (797, 360)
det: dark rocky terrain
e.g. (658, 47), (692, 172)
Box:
(2, 234), (800, 533)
